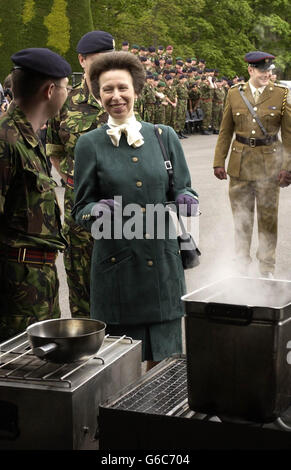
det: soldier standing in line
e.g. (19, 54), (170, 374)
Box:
(200, 75), (214, 134)
(175, 74), (189, 139)
(154, 81), (168, 125)
(164, 74), (178, 133)
(141, 73), (157, 123)
(148, 46), (156, 62)
(213, 51), (291, 278)
(46, 31), (114, 317)
(212, 78), (225, 134)
(188, 80), (202, 116)
(0, 48), (71, 341)
(121, 41), (129, 51)
(130, 45), (140, 55)
(165, 45), (173, 60)
(157, 46), (165, 59)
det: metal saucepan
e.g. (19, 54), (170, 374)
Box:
(26, 318), (106, 363)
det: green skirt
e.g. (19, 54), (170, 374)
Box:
(106, 318), (182, 362)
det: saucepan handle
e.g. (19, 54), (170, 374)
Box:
(33, 342), (58, 357)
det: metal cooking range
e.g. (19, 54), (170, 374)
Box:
(99, 356), (291, 450)
(0, 332), (141, 450)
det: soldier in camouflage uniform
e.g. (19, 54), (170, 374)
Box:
(47, 31), (114, 318)
(164, 75), (177, 130)
(212, 79), (225, 134)
(154, 81), (168, 124)
(0, 48), (71, 341)
(141, 74), (156, 123)
(175, 75), (189, 138)
(200, 76), (214, 134)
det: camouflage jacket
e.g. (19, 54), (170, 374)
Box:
(213, 88), (226, 104)
(176, 83), (189, 101)
(46, 78), (108, 183)
(0, 102), (66, 250)
(141, 83), (157, 106)
(164, 85), (177, 103)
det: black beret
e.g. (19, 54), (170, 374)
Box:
(11, 48), (72, 78)
(76, 30), (115, 54)
(165, 74), (172, 80)
(122, 41), (129, 46)
(199, 59), (206, 63)
(179, 74), (185, 79)
(158, 46), (164, 50)
(148, 46), (156, 53)
(244, 51), (275, 70)
(176, 61), (183, 66)
(139, 56), (147, 62)
(146, 73), (154, 79)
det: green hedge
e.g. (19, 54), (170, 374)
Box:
(0, 0), (25, 82)
(0, 0), (94, 82)
(65, 0), (94, 73)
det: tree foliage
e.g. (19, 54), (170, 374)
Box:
(0, 0), (290, 82)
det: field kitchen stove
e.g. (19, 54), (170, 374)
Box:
(99, 356), (291, 450)
(0, 332), (141, 450)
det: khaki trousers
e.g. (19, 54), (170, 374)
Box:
(229, 177), (280, 274)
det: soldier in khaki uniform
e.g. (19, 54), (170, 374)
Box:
(213, 51), (291, 277)
(47, 31), (114, 317)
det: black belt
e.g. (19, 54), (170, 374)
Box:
(236, 134), (278, 147)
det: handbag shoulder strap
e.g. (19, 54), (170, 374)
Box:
(154, 125), (175, 200)
(238, 86), (268, 137)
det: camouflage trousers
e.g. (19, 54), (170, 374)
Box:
(63, 220), (93, 318)
(229, 177), (280, 274)
(165, 105), (176, 130)
(143, 104), (156, 124)
(212, 103), (224, 131)
(176, 100), (187, 132)
(154, 105), (166, 125)
(200, 101), (213, 130)
(0, 259), (60, 342)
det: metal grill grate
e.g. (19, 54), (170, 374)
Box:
(0, 334), (132, 388)
(112, 358), (188, 415)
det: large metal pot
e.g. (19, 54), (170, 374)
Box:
(27, 318), (106, 363)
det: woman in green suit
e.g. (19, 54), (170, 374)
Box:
(72, 52), (198, 369)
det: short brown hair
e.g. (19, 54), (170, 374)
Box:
(11, 69), (57, 101)
(89, 51), (146, 98)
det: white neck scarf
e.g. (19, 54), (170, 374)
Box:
(106, 115), (144, 148)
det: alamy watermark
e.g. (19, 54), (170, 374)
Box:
(90, 196), (199, 250)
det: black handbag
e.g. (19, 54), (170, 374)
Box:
(154, 125), (201, 269)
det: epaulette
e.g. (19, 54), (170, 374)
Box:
(274, 82), (288, 88)
(231, 83), (245, 88)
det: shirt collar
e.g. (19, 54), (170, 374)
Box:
(249, 81), (266, 97)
